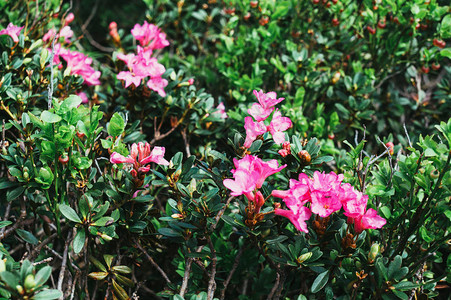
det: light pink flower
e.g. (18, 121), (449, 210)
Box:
(147, 77), (168, 97)
(59, 26), (74, 43)
(275, 206), (312, 233)
(0, 23), (23, 43)
(308, 171), (344, 193)
(248, 90), (284, 121)
(267, 110), (292, 144)
(58, 47), (101, 86)
(223, 155), (286, 200)
(213, 102), (228, 119)
(131, 21), (169, 51)
(43, 29), (57, 42)
(110, 142), (169, 177)
(76, 91), (89, 104)
(243, 116), (267, 148)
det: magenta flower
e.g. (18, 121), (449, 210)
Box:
(275, 206), (312, 233)
(223, 155), (286, 200)
(308, 171), (344, 193)
(248, 90), (284, 121)
(310, 190), (342, 217)
(110, 142), (169, 177)
(267, 110), (292, 144)
(131, 21), (169, 51)
(76, 91), (89, 104)
(243, 116), (267, 148)
(343, 192), (386, 233)
(0, 23), (23, 43)
(56, 46), (101, 86)
(213, 102), (228, 119)
(116, 46), (168, 95)
(64, 13), (75, 25)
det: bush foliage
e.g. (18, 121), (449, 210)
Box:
(0, 0), (450, 299)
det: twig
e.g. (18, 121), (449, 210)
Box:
(267, 271), (280, 300)
(28, 232), (58, 261)
(57, 231), (71, 298)
(210, 195), (234, 232)
(0, 202), (12, 236)
(181, 127), (191, 157)
(207, 236), (217, 300)
(179, 257), (193, 297)
(220, 247), (244, 300)
(135, 240), (172, 284)
(403, 123), (412, 148)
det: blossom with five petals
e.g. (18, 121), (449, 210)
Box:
(110, 142), (169, 177)
(131, 21), (169, 51)
(267, 109), (292, 144)
(0, 23), (23, 43)
(248, 90), (284, 121)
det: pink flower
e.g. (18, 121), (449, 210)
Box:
(267, 110), (292, 144)
(147, 77), (168, 97)
(308, 171), (344, 193)
(43, 29), (57, 42)
(310, 190), (342, 217)
(343, 191), (386, 233)
(0, 23), (23, 43)
(248, 90), (284, 121)
(76, 91), (89, 104)
(131, 21), (169, 51)
(59, 26), (74, 43)
(116, 46), (167, 95)
(223, 155), (286, 200)
(110, 142), (169, 176)
(64, 13), (75, 25)
(188, 78), (194, 85)
(57, 47), (101, 86)
(213, 102), (228, 119)
(243, 116), (267, 148)
(275, 206), (312, 233)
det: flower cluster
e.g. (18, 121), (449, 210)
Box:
(131, 21), (169, 52)
(110, 142), (169, 178)
(223, 155), (286, 213)
(115, 21), (169, 97)
(273, 171), (386, 233)
(244, 90), (292, 148)
(42, 14), (101, 89)
(0, 23), (23, 43)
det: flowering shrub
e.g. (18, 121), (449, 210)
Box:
(0, 1), (450, 300)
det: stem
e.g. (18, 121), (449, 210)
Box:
(207, 236), (217, 300)
(135, 240), (172, 285)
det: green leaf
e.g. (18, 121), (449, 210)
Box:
(35, 266), (52, 287)
(88, 272), (108, 280)
(92, 217), (114, 227)
(16, 229), (38, 245)
(112, 265), (132, 274)
(60, 95), (82, 113)
(89, 257), (106, 272)
(104, 254), (114, 269)
(108, 113), (125, 138)
(73, 229), (85, 254)
(0, 271), (18, 288)
(388, 255), (402, 280)
(158, 228), (182, 238)
(32, 289), (63, 300)
(112, 279), (129, 300)
(440, 48), (451, 58)
(6, 186), (24, 201)
(40, 111), (61, 123)
(311, 270), (329, 293)
(59, 204), (82, 223)
(419, 226), (433, 243)
(440, 14), (451, 39)
(0, 221), (12, 228)
(392, 281), (419, 291)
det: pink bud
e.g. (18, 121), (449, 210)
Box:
(188, 78), (194, 85)
(109, 22), (118, 30)
(65, 13), (74, 25)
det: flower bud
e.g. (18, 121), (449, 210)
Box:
(297, 252), (312, 264)
(368, 243), (380, 263)
(24, 274), (36, 291)
(65, 13), (75, 25)
(297, 150), (311, 165)
(16, 285), (24, 295)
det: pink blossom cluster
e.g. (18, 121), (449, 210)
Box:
(273, 171), (386, 233)
(52, 44), (101, 86)
(0, 23), (24, 43)
(115, 21), (169, 97)
(223, 155), (286, 213)
(110, 142), (169, 178)
(131, 21), (169, 52)
(244, 90), (292, 148)
(116, 46), (168, 97)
